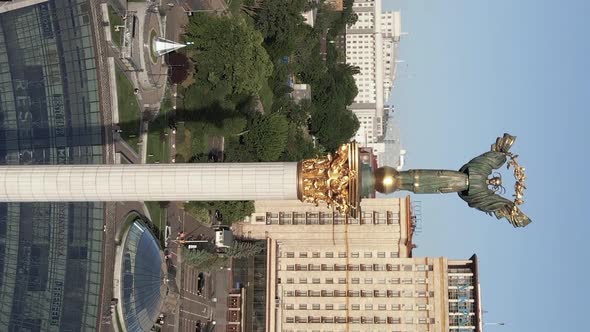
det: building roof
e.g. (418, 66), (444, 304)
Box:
(0, 1), (106, 329)
(121, 221), (165, 332)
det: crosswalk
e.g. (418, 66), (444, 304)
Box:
(179, 315), (206, 332)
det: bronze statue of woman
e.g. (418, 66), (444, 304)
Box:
(371, 133), (531, 228)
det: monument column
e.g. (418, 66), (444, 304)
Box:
(0, 163), (299, 202)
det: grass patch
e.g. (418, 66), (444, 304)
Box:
(145, 201), (166, 244)
(108, 5), (123, 48)
(228, 0), (243, 15)
(258, 78), (274, 112)
(184, 204), (211, 225)
(149, 29), (158, 64)
(146, 91), (172, 164)
(115, 69), (141, 152)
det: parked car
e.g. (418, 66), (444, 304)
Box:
(197, 272), (205, 295)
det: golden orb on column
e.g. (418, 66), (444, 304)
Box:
(373, 166), (399, 194)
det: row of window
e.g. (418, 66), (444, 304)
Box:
(284, 264), (433, 272)
(284, 290), (435, 298)
(284, 316), (434, 325)
(283, 251), (398, 259)
(285, 303), (428, 311)
(283, 277), (427, 285)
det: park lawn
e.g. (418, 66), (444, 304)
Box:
(258, 78), (274, 113)
(108, 5), (123, 48)
(175, 123), (192, 162)
(228, 0), (243, 15)
(146, 93), (172, 164)
(115, 69), (141, 152)
(145, 201), (166, 244)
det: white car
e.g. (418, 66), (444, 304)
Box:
(164, 226), (172, 248)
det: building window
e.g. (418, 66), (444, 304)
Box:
(335, 291), (347, 297)
(312, 304), (320, 310)
(365, 304), (373, 310)
(299, 278), (307, 284)
(338, 278), (347, 284)
(299, 252), (308, 258)
(299, 304), (307, 310)
(377, 252), (386, 258)
(325, 304), (334, 310)
(352, 278), (360, 284)
(403, 278), (412, 284)
(285, 304), (294, 310)
(387, 264), (400, 271)
(364, 252), (373, 258)
(287, 278), (294, 284)
(335, 264), (346, 271)
(285, 252), (294, 258)
(352, 304), (360, 310)
(378, 304), (387, 311)
(321, 264), (333, 271)
(312, 252), (320, 258)
(325, 278), (334, 284)
(312, 278), (320, 284)
(325, 252), (334, 258)
(339, 252), (347, 258)
(364, 278), (373, 284)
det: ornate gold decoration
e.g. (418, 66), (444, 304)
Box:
(297, 143), (359, 215)
(506, 152), (527, 219)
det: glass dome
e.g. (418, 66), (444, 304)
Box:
(121, 221), (165, 331)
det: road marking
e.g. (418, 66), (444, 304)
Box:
(180, 309), (208, 319)
(181, 295), (209, 306)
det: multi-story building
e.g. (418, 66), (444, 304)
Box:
(234, 198), (483, 332)
(236, 197), (416, 259)
(345, 0), (402, 150)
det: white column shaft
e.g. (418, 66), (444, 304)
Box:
(0, 163), (299, 202)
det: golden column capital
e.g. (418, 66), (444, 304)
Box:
(297, 142), (361, 217)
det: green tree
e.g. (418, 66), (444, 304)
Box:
(280, 124), (318, 161)
(243, 114), (289, 161)
(185, 14), (273, 97)
(310, 107), (359, 151)
(183, 248), (229, 270)
(222, 117), (248, 136)
(225, 241), (264, 259)
(185, 201), (255, 225)
(251, 0), (309, 58)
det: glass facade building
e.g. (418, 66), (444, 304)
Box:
(121, 221), (164, 332)
(0, 0), (104, 331)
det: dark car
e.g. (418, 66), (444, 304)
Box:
(197, 272), (205, 295)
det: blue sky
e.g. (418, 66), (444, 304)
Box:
(383, 0), (589, 331)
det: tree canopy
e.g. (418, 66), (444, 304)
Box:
(243, 114), (290, 161)
(185, 14), (273, 97)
